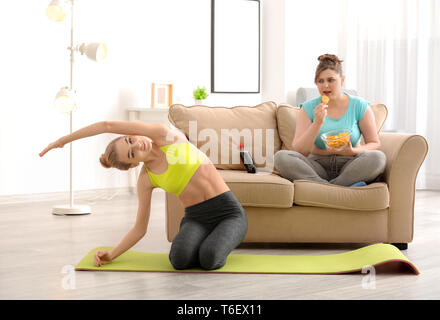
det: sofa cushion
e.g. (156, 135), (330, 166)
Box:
(369, 103), (388, 131)
(293, 180), (389, 211)
(276, 104), (300, 150)
(276, 103), (388, 150)
(168, 102), (281, 172)
(218, 170), (294, 208)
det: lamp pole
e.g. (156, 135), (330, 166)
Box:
(52, 0), (91, 215)
(47, 0), (106, 215)
(69, 0), (74, 208)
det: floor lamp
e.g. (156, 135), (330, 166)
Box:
(46, 0), (108, 215)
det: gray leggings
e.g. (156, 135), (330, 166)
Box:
(169, 190), (248, 270)
(274, 150), (386, 186)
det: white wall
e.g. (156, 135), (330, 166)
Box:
(0, 0), (271, 196)
(261, 0), (285, 103)
(284, 0), (340, 105)
(2, 1), (432, 196)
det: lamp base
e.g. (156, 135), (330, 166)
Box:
(52, 204), (91, 216)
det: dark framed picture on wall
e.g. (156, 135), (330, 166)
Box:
(211, 0), (260, 93)
(151, 83), (173, 108)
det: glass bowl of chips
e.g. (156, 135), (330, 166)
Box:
(321, 129), (352, 150)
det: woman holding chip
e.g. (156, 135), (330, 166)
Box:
(274, 54), (386, 186)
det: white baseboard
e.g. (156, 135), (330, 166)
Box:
(425, 173), (440, 190)
(0, 187), (136, 206)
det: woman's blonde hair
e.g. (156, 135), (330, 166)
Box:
(314, 54), (344, 83)
(99, 136), (131, 171)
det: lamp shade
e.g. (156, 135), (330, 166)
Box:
(79, 43), (108, 62)
(54, 87), (76, 113)
(46, 0), (66, 22)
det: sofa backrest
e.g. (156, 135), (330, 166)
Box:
(168, 101), (281, 171)
(276, 102), (388, 150)
(168, 101), (388, 169)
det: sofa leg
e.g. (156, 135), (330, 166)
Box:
(392, 243), (408, 250)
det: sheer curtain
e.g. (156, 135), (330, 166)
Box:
(336, 0), (440, 189)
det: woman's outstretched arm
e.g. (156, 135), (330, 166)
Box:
(95, 170), (154, 266)
(39, 121), (107, 157)
(39, 121), (169, 157)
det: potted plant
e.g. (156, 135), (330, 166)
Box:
(193, 86), (209, 105)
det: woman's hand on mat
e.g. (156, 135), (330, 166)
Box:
(39, 139), (66, 157)
(314, 103), (328, 126)
(94, 250), (112, 267)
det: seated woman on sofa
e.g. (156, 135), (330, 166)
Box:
(274, 54), (386, 186)
(40, 121), (247, 270)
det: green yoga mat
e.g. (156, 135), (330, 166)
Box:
(75, 243), (419, 275)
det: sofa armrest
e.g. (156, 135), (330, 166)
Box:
(379, 132), (428, 243)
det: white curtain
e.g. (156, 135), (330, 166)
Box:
(336, 0), (440, 189)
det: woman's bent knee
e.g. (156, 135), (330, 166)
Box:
(274, 150), (287, 168)
(360, 150), (387, 171)
(274, 150), (302, 171)
(169, 247), (193, 270)
(198, 246), (226, 270)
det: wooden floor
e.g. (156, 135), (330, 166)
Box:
(1, 189), (439, 300)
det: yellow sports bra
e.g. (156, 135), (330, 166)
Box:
(144, 143), (207, 195)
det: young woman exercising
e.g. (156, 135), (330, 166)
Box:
(39, 121), (248, 270)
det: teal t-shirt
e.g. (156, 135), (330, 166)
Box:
(300, 93), (369, 149)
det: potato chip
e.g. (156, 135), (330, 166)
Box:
(324, 131), (349, 149)
(321, 95), (330, 104)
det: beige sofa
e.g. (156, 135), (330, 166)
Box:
(165, 102), (428, 249)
